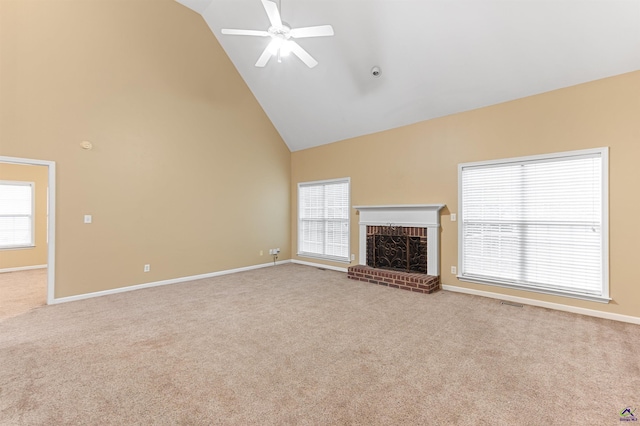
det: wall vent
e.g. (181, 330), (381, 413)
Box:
(500, 301), (524, 308)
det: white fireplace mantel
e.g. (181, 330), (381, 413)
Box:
(354, 204), (445, 276)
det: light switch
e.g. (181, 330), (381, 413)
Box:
(84, 215), (92, 224)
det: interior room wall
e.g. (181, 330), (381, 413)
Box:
(0, 0), (291, 298)
(291, 71), (640, 318)
(0, 163), (48, 270)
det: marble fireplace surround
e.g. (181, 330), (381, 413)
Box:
(354, 204), (445, 276)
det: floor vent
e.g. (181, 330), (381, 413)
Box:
(500, 301), (524, 308)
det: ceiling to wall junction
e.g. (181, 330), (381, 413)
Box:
(177, 0), (640, 152)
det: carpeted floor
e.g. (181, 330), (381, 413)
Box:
(0, 269), (47, 321)
(1, 263), (638, 425)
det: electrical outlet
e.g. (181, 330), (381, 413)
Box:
(275, 248), (280, 254)
(260, 250), (263, 256)
(451, 213), (457, 222)
(451, 266), (457, 275)
(84, 215), (92, 224)
(144, 264), (150, 272)
(351, 254), (355, 261)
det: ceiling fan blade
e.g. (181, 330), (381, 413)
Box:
(261, 0), (282, 28)
(255, 45), (273, 67)
(221, 29), (269, 37)
(289, 41), (318, 68)
(289, 25), (334, 38)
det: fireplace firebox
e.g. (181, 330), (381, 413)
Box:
(366, 226), (427, 274)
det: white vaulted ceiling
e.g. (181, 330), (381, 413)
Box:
(176, 0), (640, 152)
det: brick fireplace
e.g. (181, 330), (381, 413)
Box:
(347, 204), (445, 294)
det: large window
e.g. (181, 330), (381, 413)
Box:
(0, 181), (35, 249)
(298, 178), (350, 262)
(458, 148), (608, 302)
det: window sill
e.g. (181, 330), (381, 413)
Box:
(0, 244), (36, 251)
(457, 275), (611, 304)
(297, 252), (351, 264)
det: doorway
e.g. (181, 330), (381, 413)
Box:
(0, 156), (55, 319)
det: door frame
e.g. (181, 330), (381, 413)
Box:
(0, 155), (56, 304)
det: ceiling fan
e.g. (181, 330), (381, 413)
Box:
(221, 0), (334, 68)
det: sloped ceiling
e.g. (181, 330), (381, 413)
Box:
(177, 0), (640, 152)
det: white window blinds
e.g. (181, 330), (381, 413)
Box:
(298, 178), (350, 262)
(459, 149), (608, 301)
(0, 182), (35, 249)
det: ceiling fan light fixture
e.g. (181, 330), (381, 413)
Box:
(267, 38), (282, 55)
(280, 40), (292, 57)
(267, 38), (291, 59)
(220, 0), (334, 68)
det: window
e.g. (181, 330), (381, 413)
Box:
(298, 178), (350, 262)
(0, 181), (35, 249)
(458, 148), (608, 302)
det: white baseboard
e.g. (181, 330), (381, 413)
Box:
(0, 264), (47, 274)
(48, 261), (639, 325)
(291, 259), (349, 273)
(442, 284), (640, 325)
(51, 260), (291, 305)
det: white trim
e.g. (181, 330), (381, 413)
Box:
(0, 180), (35, 248)
(354, 204), (446, 212)
(457, 276), (610, 303)
(442, 284), (640, 325)
(458, 147), (606, 169)
(297, 177), (351, 263)
(291, 259), (349, 273)
(50, 260), (291, 304)
(358, 221), (440, 227)
(0, 264), (47, 273)
(298, 177), (350, 187)
(354, 204), (445, 276)
(601, 148), (610, 300)
(0, 156), (55, 306)
(0, 244), (35, 251)
(458, 147), (609, 301)
(296, 252), (351, 264)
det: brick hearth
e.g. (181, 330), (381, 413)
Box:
(347, 265), (440, 294)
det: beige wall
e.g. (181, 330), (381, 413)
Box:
(1, 0), (637, 318)
(291, 71), (640, 318)
(0, 0), (291, 298)
(0, 163), (48, 270)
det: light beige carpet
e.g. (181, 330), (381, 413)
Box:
(1, 264), (638, 425)
(0, 269), (47, 321)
